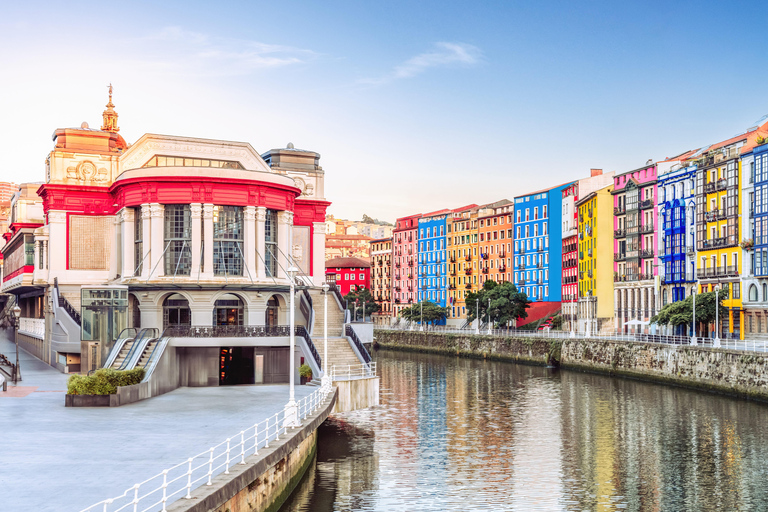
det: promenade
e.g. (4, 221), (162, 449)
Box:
(0, 331), (315, 512)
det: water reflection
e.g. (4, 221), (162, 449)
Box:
(281, 350), (768, 511)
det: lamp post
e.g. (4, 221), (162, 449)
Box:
(714, 286), (721, 348)
(487, 298), (492, 335)
(691, 288), (697, 346)
(284, 266), (299, 427)
(419, 300), (424, 331)
(689, 200), (698, 346)
(475, 298), (480, 334)
(12, 305), (21, 383)
(321, 283), (331, 392)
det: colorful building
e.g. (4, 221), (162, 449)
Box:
(513, 183), (571, 303)
(447, 205), (479, 325)
(325, 257), (371, 296)
(393, 213), (421, 317)
(612, 164), (659, 334)
(561, 169), (614, 332)
(418, 210), (450, 322)
(369, 237), (393, 324)
(576, 184), (614, 334)
(478, 200), (514, 287)
(656, 153), (699, 335)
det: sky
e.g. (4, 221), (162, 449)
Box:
(2, 0), (767, 222)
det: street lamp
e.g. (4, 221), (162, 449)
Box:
(487, 298), (492, 335)
(284, 266), (299, 427)
(12, 305), (20, 383)
(475, 298), (480, 334)
(321, 283), (331, 392)
(714, 285), (721, 348)
(689, 200), (698, 346)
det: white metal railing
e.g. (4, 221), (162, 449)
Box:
(330, 362), (377, 380)
(18, 317), (44, 339)
(374, 324), (768, 352)
(79, 386), (333, 512)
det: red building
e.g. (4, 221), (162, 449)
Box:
(392, 213), (421, 317)
(325, 257), (371, 295)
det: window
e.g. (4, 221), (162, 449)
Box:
(359, 273), (364, 280)
(164, 205), (192, 275)
(213, 206), (244, 276)
(750, 284), (758, 302)
(134, 207), (143, 276)
(264, 209), (278, 277)
(143, 155), (244, 169)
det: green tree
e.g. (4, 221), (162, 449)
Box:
(651, 290), (728, 335)
(466, 280), (531, 327)
(343, 287), (381, 319)
(398, 301), (450, 325)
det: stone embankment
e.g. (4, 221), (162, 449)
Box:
(374, 330), (768, 402)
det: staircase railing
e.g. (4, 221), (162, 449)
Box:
(327, 283), (347, 310)
(54, 277), (81, 326)
(295, 325), (321, 369)
(345, 325), (371, 364)
(300, 288), (315, 336)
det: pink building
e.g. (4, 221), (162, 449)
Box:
(393, 213), (421, 317)
(612, 163), (659, 333)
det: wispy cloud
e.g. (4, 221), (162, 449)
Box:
(359, 42), (481, 85)
(131, 26), (315, 76)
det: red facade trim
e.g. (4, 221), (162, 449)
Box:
(3, 265), (34, 283)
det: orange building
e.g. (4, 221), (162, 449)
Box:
(478, 200), (514, 287)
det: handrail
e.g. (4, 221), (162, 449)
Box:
(300, 288), (315, 336)
(330, 362), (377, 380)
(118, 328), (158, 370)
(78, 386), (334, 512)
(54, 277), (81, 326)
(163, 324), (301, 338)
(295, 325), (322, 369)
(142, 337), (170, 381)
(327, 283), (347, 310)
(345, 325), (371, 364)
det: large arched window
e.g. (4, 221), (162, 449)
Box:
(266, 295), (280, 327)
(163, 294), (190, 329)
(750, 284), (758, 302)
(213, 206), (244, 276)
(213, 293), (244, 326)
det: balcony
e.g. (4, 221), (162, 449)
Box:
(701, 236), (738, 250)
(639, 248), (654, 259)
(499, 265), (506, 272)
(704, 179), (727, 194)
(518, 263), (526, 270)
(482, 267), (489, 274)
(696, 265), (739, 279)
(641, 223), (654, 234)
(704, 209), (726, 223)
(588, 248), (593, 258)
(464, 268), (473, 275)
(395, 262), (401, 268)
(499, 251), (506, 258)
(686, 246), (695, 255)
(448, 284), (456, 290)
(614, 228), (626, 238)
(614, 205), (626, 215)
(19, 317), (45, 339)
(518, 279), (526, 285)
(449, 256), (456, 263)
(614, 252), (626, 261)
(614, 273), (653, 282)
(519, 247), (526, 255)
(639, 199), (653, 210)
(465, 255), (472, 262)
(536, 246), (544, 252)
(465, 283), (473, 290)
(536, 262), (543, 269)
(579, 251), (584, 260)
(394, 286), (401, 292)
(481, 253), (488, 260)
(588, 270), (593, 278)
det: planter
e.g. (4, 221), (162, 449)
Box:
(65, 394), (111, 407)
(300, 376), (312, 385)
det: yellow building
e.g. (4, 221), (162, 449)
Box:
(447, 206), (480, 325)
(694, 145), (743, 339)
(576, 184), (614, 334)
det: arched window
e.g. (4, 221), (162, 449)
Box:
(750, 284), (758, 302)
(163, 294), (190, 329)
(763, 284), (768, 302)
(214, 293), (244, 326)
(266, 295), (280, 327)
(662, 289), (668, 306)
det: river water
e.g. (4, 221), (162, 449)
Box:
(280, 349), (768, 511)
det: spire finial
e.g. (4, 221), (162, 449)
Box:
(101, 83), (119, 132)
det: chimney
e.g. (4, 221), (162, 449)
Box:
(590, 168), (603, 177)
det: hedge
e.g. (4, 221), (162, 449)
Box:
(67, 368), (146, 395)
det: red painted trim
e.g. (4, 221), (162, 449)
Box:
(3, 265), (34, 283)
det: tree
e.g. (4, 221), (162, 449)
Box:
(651, 290), (728, 335)
(466, 280), (531, 327)
(343, 287), (381, 319)
(398, 301), (450, 325)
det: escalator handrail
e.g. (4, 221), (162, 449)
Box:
(117, 328), (158, 370)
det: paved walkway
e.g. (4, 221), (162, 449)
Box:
(0, 331), (315, 512)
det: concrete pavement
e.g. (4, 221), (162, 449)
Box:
(0, 330), (315, 511)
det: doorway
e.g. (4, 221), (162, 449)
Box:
(163, 294), (191, 330)
(266, 295), (280, 327)
(254, 347), (289, 383)
(219, 347), (255, 385)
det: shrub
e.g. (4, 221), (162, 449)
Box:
(299, 364), (313, 379)
(67, 368), (145, 395)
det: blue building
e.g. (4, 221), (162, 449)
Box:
(513, 183), (572, 302)
(658, 161), (697, 309)
(751, 144), (768, 276)
(418, 210), (450, 323)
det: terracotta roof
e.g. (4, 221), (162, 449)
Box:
(325, 257), (371, 268)
(515, 181), (573, 199)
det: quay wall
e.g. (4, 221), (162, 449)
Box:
(167, 388), (337, 512)
(374, 330), (768, 402)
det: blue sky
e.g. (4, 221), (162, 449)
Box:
(1, 1), (766, 221)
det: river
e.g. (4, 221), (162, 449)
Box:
(280, 349), (768, 511)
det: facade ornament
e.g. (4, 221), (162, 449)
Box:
(304, 182), (315, 196)
(202, 203), (214, 219)
(292, 244), (303, 262)
(140, 203), (152, 219)
(312, 221), (327, 235)
(65, 160), (109, 182)
(101, 83), (120, 133)
(190, 203), (202, 219)
(255, 206), (267, 222)
(47, 211), (67, 223)
(244, 205), (256, 221)
(149, 204), (164, 218)
(278, 210), (294, 225)
(120, 208), (135, 223)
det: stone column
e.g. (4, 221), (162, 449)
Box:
(277, 210), (294, 279)
(256, 207), (267, 280)
(149, 204), (165, 278)
(120, 208), (135, 279)
(140, 204), (152, 280)
(202, 204), (214, 278)
(243, 206), (256, 281)
(312, 221), (327, 286)
(190, 204), (202, 277)
(111, 214), (121, 280)
(47, 211), (67, 280)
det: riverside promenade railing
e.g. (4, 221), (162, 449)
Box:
(330, 362), (377, 380)
(79, 386), (332, 512)
(375, 325), (768, 353)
